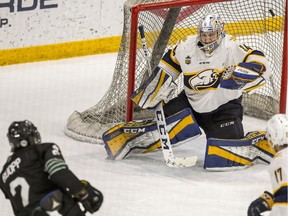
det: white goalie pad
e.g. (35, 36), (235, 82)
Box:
(102, 108), (201, 160)
(204, 131), (276, 171)
(131, 66), (177, 109)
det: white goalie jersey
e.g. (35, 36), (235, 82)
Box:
(158, 34), (270, 113)
(268, 147), (288, 215)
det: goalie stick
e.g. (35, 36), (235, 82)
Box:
(138, 25), (197, 167)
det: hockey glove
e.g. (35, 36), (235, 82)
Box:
(220, 62), (264, 90)
(40, 189), (63, 211)
(75, 180), (103, 213)
(247, 191), (274, 216)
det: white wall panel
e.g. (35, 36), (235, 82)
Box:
(0, 0), (126, 49)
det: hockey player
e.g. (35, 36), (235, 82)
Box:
(132, 13), (270, 139)
(247, 114), (288, 216)
(103, 13), (275, 169)
(0, 120), (103, 216)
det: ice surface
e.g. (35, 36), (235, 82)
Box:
(0, 53), (284, 216)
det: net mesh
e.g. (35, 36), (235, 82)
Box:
(65, 0), (286, 143)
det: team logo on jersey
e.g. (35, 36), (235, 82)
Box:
(185, 55), (191, 65)
(187, 69), (219, 91)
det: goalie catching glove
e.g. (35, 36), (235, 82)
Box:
(247, 191), (274, 216)
(131, 66), (177, 109)
(220, 62), (266, 90)
(74, 180), (103, 214)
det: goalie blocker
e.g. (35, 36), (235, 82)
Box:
(102, 108), (201, 160)
(131, 66), (177, 109)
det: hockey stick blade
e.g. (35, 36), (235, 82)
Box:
(165, 155), (198, 168)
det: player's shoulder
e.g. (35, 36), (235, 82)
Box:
(34, 143), (64, 161)
(178, 35), (197, 48)
(174, 35), (197, 56)
(1, 154), (14, 173)
(273, 148), (288, 161)
(223, 34), (239, 47)
(270, 147), (288, 168)
(223, 34), (258, 56)
(34, 142), (59, 152)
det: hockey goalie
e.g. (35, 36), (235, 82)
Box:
(102, 13), (275, 170)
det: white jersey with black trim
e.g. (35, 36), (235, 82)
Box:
(158, 34), (270, 113)
(269, 147), (288, 216)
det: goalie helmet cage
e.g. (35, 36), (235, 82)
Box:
(65, 0), (288, 143)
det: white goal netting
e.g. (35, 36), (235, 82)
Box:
(65, 0), (287, 143)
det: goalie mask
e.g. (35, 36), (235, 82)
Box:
(266, 114), (288, 147)
(7, 120), (41, 152)
(198, 13), (225, 55)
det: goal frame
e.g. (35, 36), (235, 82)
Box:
(126, 0), (288, 122)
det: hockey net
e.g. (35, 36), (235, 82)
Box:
(65, 0), (287, 143)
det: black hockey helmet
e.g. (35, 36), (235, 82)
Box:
(7, 120), (41, 152)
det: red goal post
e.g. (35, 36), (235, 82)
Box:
(65, 0), (287, 143)
(281, 0), (288, 113)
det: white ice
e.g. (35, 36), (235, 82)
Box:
(0, 53), (285, 216)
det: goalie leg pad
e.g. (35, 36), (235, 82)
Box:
(204, 131), (275, 171)
(102, 108), (201, 160)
